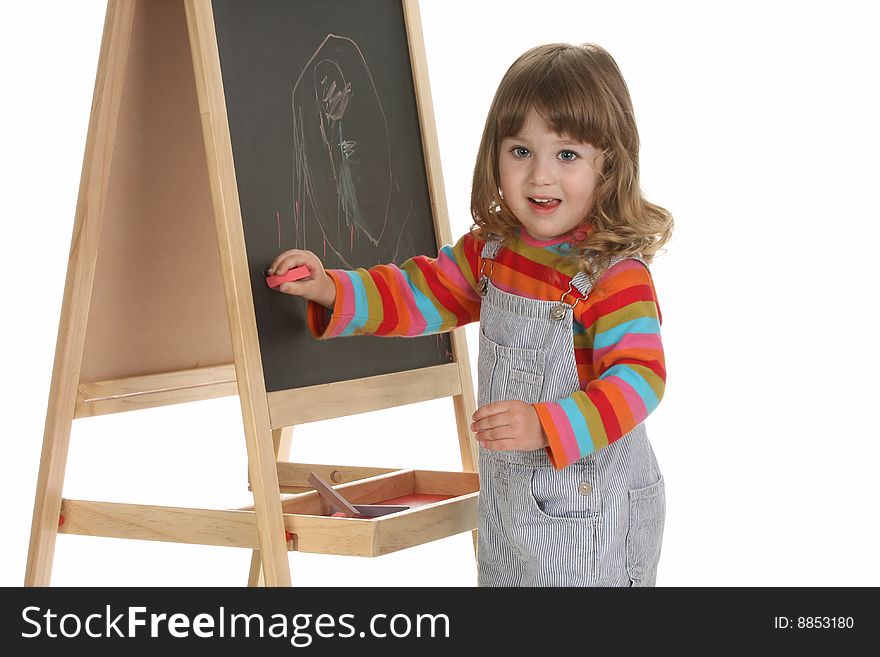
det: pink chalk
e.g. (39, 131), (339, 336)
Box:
(266, 265), (310, 289)
(330, 512), (349, 518)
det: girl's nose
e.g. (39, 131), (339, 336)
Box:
(529, 157), (556, 185)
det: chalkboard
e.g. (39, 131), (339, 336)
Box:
(212, 0), (453, 393)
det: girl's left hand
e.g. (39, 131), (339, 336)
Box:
(470, 400), (549, 452)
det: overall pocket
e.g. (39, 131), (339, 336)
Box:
(527, 460), (600, 521)
(510, 461), (599, 584)
(495, 343), (545, 404)
(626, 475), (666, 586)
(478, 327), (546, 404)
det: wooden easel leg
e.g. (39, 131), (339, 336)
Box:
(448, 330), (481, 562)
(185, 0), (292, 586)
(453, 394), (480, 557)
(24, 0), (137, 586)
(247, 426), (293, 586)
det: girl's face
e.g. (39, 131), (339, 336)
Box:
(498, 108), (604, 242)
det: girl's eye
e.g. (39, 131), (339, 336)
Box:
(559, 150), (578, 162)
(512, 146), (530, 158)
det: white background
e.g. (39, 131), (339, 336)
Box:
(2, 0), (878, 587)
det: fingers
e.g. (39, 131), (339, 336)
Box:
(479, 437), (518, 451)
(267, 249), (299, 274)
(470, 413), (510, 434)
(475, 422), (519, 451)
(471, 401), (511, 424)
(268, 249), (317, 276)
(277, 281), (305, 295)
(266, 251), (332, 303)
(475, 428), (513, 444)
(471, 414), (516, 445)
(472, 402), (531, 447)
(471, 401), (544, 452)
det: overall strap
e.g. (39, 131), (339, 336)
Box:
(479, 235), (648, 311)
(480, 237), (503, 259)
(569, 254), (649, 297)
(477, 237), (504, 296)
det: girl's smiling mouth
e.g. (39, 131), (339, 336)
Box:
(528, 197), (561, 212)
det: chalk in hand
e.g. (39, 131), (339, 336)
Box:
(266, 265), (311, 289)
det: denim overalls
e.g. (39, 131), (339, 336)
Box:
(475, 238), (666, 587)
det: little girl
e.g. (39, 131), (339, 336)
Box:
(268, 43), (673, 587)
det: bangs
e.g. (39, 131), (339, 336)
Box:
(471, 42), (671, 271)
(494, 48), (609, 148)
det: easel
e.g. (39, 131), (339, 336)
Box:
(25, 0), (479, 587)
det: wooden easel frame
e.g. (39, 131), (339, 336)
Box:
(25, 0), (479, 587)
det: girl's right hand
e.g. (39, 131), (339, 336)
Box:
(267, 249), (337, 309)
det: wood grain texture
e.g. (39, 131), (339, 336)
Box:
(184, 0), (291, 586)
(75, 364), (237, 417)
(25, 0), (137, 586)
(59, 469), (478, 558)
(267, 363), (462, 427)
(79, 0), (231, 385)
(402, 0), (480, 556)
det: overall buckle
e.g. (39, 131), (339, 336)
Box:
(477, 257), (495, 296)
(551, 280), (586, 321)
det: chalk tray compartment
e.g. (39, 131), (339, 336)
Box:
(279, 468), (479, 557)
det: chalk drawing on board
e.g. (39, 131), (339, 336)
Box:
(291, 34), (416, 268)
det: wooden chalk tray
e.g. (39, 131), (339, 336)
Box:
(57, 466), (479, 559)
(278, 469), (479, 556)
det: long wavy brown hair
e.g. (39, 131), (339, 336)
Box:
(470, 43), (673, 288)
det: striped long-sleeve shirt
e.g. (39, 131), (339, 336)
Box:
(307, 228), (665, 470)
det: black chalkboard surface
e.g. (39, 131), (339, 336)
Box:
(212, 0), (453, 393)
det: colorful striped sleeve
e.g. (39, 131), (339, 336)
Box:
(307, 232), (484, 339)
(533, 260), (666, 470)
